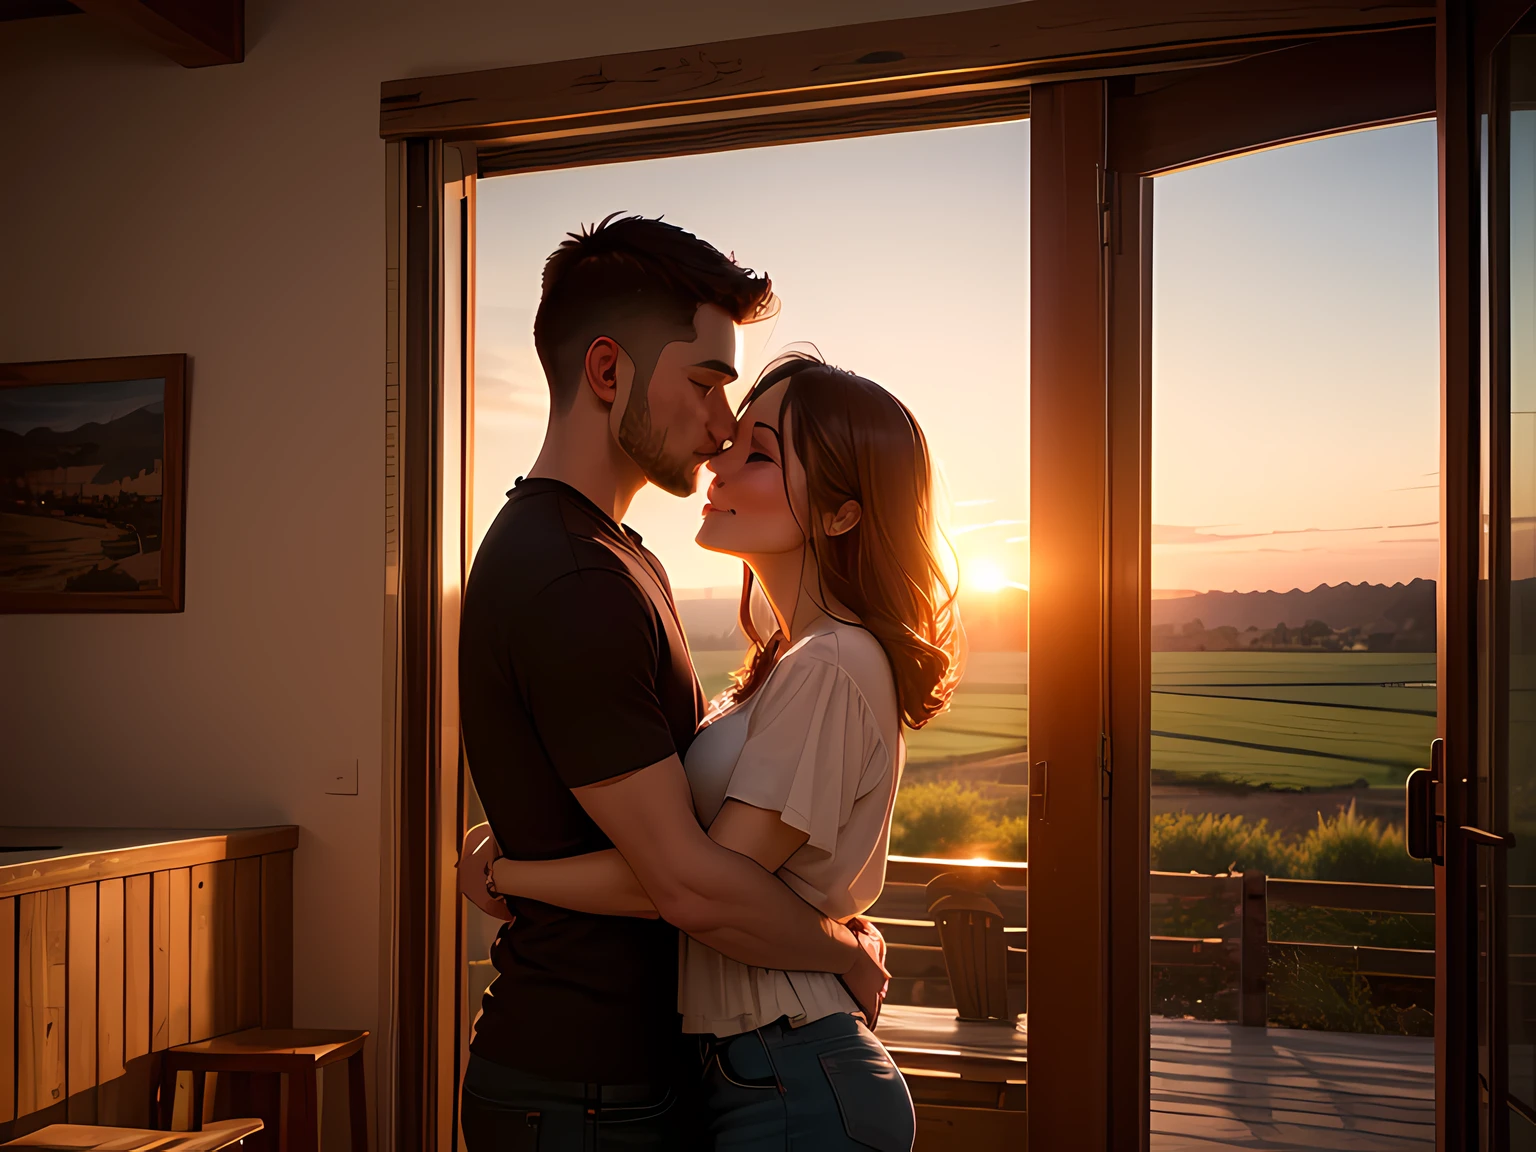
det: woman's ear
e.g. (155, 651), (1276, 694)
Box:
(823, 499), (862, 537)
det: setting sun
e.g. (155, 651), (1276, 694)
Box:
(969, 558), (1009, 594)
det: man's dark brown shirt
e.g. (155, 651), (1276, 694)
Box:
(459, 477), (705, 1083)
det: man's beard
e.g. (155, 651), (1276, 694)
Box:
(617, 382), (700, 497)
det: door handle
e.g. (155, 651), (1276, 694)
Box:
(1405, 737), (1442, 864)
(1030, 760), (1047, 819)
(1461, 826), (1516, 848)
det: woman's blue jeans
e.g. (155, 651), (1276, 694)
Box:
(698, 1013), (915, 1151)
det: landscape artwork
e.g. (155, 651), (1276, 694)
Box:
(0, 354), (186, 612)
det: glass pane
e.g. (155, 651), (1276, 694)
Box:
(468, 123), (1029, 1139)
(1507, 28), (1536, 1118)
(1150, 123), (1439, 1149)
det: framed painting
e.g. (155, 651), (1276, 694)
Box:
(0, 354), (188, 612)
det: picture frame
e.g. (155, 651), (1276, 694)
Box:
(0, 353), (188, 612)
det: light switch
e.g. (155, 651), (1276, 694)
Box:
(324, 759), (359, 796)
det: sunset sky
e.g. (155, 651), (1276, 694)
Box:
(473, 117), (1439, 598)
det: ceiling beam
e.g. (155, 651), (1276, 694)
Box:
(379, 0), (1432, 142)
(70, 0), (242, 66)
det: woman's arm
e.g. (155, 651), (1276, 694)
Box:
(707, 799), (809, 872)
(490, 848), (659, 918)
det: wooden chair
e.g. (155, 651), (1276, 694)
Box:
(925, 873), (1011, 1022)
(160, 1030), (368, 1152)
(5, 1120), (262, 1152)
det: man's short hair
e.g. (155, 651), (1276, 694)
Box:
(533, 214), (777, 412)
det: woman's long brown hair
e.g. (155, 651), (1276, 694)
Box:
(724, 353), (963, 729)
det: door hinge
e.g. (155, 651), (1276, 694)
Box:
(1098, 166), (1111, 249)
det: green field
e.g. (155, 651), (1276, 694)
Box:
(693, 648), (1030, 769)
(1152, 652), (1436, 788)
(695, 646), (1435, 788)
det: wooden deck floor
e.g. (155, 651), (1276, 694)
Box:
(875, 1007), (1434, 1150)
(1150, 1019), (1433, 1150)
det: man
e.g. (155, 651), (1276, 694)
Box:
(456, 214), (886, 1150)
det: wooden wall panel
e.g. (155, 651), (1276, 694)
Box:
(234, 858), (261, 1031)
(66, 884), (97, 1105)
(150, 872), (170, 1053)
(260, 853), (292, 1029)
(3, 845), (294, 1128)
(123, 875), (150, 1063)
(17, 889), (66, 1117)
(1, 896), (14, 1124)
(97, 878), (124, 1085)
(190, 861), (236, 1042)
(168, 869), (190, 1047)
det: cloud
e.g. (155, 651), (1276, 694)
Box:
(952, 518), (1028, 536)
(1154, 524), (1268, 544)
(474, 344), (549, 421)
(953, 499), (995, 508)
(1155, 521), (1439, 546)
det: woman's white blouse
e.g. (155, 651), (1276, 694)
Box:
(677, 618), (904, 1037)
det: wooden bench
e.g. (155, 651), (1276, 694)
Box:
(5, 1119), (261, 1152)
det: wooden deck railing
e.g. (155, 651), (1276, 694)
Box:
(866, 856), (1446, 1026)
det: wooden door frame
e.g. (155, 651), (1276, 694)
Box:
(1100, 26), (1436, 1151)
(377, 6), (1439, 1151)
(1472, 4), (1536, 1145)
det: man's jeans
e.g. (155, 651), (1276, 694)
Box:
(459, 1054), (685, 1151)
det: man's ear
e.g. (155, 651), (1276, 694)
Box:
(583, 337), (623, 406)
(823, 499), (862, 537)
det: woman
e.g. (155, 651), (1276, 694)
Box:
(467, 352), (961, 1150)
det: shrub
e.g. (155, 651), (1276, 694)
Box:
(890, 781), (996, 857)
(1291, 800), (1430, 885)
(1150, 811), (1294, 876)
(989, 814), (1029, 860)
(1266, 947), (1433, 1037)
(890, 781), (1028, 860)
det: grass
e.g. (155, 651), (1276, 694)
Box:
(1151, 652), (1436, 788)
(708, 649), (1433, 786)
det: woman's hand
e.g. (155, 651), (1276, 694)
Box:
(840, 916), (890, 1029)
(458, 822), (514, 922)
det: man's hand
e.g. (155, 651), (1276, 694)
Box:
(458, 822), (513, 922)
(840, 916), (890, 1029)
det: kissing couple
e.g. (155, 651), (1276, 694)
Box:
(456, 214), (962, 1150)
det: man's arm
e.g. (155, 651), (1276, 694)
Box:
(506, 567), (874, 985)
(490, 847), (659, 918)
(475, 796), (804, 921)
(573, 756), (861, 974)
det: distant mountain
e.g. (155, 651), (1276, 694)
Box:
(0, 404), (164, 487)
(1151, 579), (1436, 649)
(678, 579), (1438, 653)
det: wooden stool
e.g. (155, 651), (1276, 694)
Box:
(160, 1030), (368, 1152)
(5, 1119), (263, 1152)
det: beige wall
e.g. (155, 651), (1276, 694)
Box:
(0, 0), (1003, 1138)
